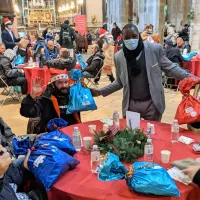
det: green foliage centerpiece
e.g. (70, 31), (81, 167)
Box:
(94, 128), (148, 163)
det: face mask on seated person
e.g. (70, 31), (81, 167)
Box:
(124, 39), (139, 51)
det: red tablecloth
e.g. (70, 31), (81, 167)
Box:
(48, 120), (200, 200)
(22, 64), (81, 94)
(183, 58), (200, 77)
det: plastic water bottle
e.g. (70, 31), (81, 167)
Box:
(35, 57), (39, 67)
(72, 127), (82, 151)
(113, 111), (120, 128)
(29, 57), (33, 67)
(171, 120), (179, 143)
(144, 139), (153, 163)
(91, 145), (100, 173)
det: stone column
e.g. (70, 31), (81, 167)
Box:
(107, 0), (128, 32)
(191, 0), (200, 51)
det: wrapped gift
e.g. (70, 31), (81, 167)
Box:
(28, 145), (79, 190)
(98, 152), (180, 197)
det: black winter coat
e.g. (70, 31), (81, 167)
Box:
(20, 85), (80, 134)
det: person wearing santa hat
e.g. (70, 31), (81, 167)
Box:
(1, 18), (20, 49)
(20, 68), (81, 134)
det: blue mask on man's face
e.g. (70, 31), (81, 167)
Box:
(124, 39), (139, 50)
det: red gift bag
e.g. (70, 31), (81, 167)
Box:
(175, 77), (200, 125)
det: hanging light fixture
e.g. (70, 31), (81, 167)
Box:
(70, 1), (75, 10)
(66, 4), (70, 11)
(77, 0), (83, 5)
(14, 4), (20, 13)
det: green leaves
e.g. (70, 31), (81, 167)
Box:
(94, 128), (148, 163)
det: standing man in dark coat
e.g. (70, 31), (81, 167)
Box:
(2, 18), (20, 49)
(59, 20), (76, 57)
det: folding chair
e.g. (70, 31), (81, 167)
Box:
(86, 68), (103, 88)
(0, 76), (22, 106)
(163, 75), (179, 92)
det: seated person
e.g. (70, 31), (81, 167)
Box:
(0, 43), (27, 94)
(164, 40), (183, 68)
(176, 37), (191, 54)
(4, 49), (16, 68)
(46, 40), (59, 59)
(16, 38), (30, 63)
(0, 146), (47, 200)
(82, 44), (104, 82)
(20, 69), (81, 134)
(40, 48), (76, 71)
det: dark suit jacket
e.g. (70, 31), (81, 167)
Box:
(2, 30), (20, 49)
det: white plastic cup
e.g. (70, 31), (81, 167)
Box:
(88, 125), (96, 135)
(103, 124), (109, 132)
(83, 137), (92, 150)
(161, 150), (171, 163)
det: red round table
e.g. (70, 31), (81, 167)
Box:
(48, 120), (200, 200)
(183, 58), (200, 77)
(20, 64), (81, 94)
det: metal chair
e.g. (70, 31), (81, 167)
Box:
(0, 76), (22, 105)
(85, 68), (103, 88)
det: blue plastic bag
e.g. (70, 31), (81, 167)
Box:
(98, 152), (180, 197)
(12, 137), (32, 158)
(34, 118), (76, 156)
(66, 81), (97, 113)
(70, 69), (83, 81)
(28, 145), (80, 190)
(14, 55), (24, 66)
(76, 54), (87, 69)
(182, 52), (197, 61)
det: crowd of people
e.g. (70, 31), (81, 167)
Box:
(0, 16), (200, 200)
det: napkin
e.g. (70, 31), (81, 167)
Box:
(178, 136), (194, 145)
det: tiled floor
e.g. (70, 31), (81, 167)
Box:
(0, 75), (183, 136)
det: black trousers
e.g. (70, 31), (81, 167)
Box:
(6, 77), (28, 94)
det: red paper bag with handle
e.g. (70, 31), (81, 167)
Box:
(175, 77), (200, 125)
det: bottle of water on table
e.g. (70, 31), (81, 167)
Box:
(171, 119), (179, 143)
(144, 139), (154, 163)
(72, 127), (82, 151)
(91, 145), (100, 173)
(113, 111), (120, 129)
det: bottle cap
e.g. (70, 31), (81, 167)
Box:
(147, 139), (152, 143)
(147, 123), (151, 127)
(74, 127), (79, 130)
(174, 119), (178, 123)
(114, 111), (119, 114)
(93, 145), (98, 149)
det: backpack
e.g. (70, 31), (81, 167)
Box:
(62, 29), (72, 45)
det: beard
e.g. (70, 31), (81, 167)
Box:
(52, 83), (69, 96)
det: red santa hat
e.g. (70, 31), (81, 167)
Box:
(4, 18), (12, 25)
(49, 68), (68, 83)
(99, 28), (108, 37)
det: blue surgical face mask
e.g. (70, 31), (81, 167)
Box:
(124, 39), (139, 50)
(7, 25), (13, 29)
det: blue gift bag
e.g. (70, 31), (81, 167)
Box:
(70, 69), (83, 81)
(182, 52), (197, 62)
(28, 145), (80, 190)
(98, 152), (180, 197)
(34, 118), (76, 156)
(12, 137), (32, 158)
(14, 55), (24, 66)
(66, 81), (97, 114)
(76, 54), (87, 69)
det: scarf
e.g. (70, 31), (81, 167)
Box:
(123, 35), (144, 76)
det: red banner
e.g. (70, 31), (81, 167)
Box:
(74, 15), (87, 36)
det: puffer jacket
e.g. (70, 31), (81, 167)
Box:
(41, 54), (76, 71)
(84, 51), (105, 76)
(0, 54), (19, 83)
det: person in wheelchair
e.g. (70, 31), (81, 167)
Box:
(82, 44), (104, 85)
(0, 43), (27, 94)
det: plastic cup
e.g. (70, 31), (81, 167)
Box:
(103, 124), (109, 132)
(161, 150), (171, 163)
(88, 125), (96, 135)
(83, 137), (92, 150)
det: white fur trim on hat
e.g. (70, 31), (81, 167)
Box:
(50, 74), (68, 83)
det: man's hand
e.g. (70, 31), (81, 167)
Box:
(0, 145), (11, 177)
(90, 88), (101, 97)
(31, 77), (45, 99)
(40, 48), (45, 54)
(24, 149), (31, 170)
(182, 166), (200, 180)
